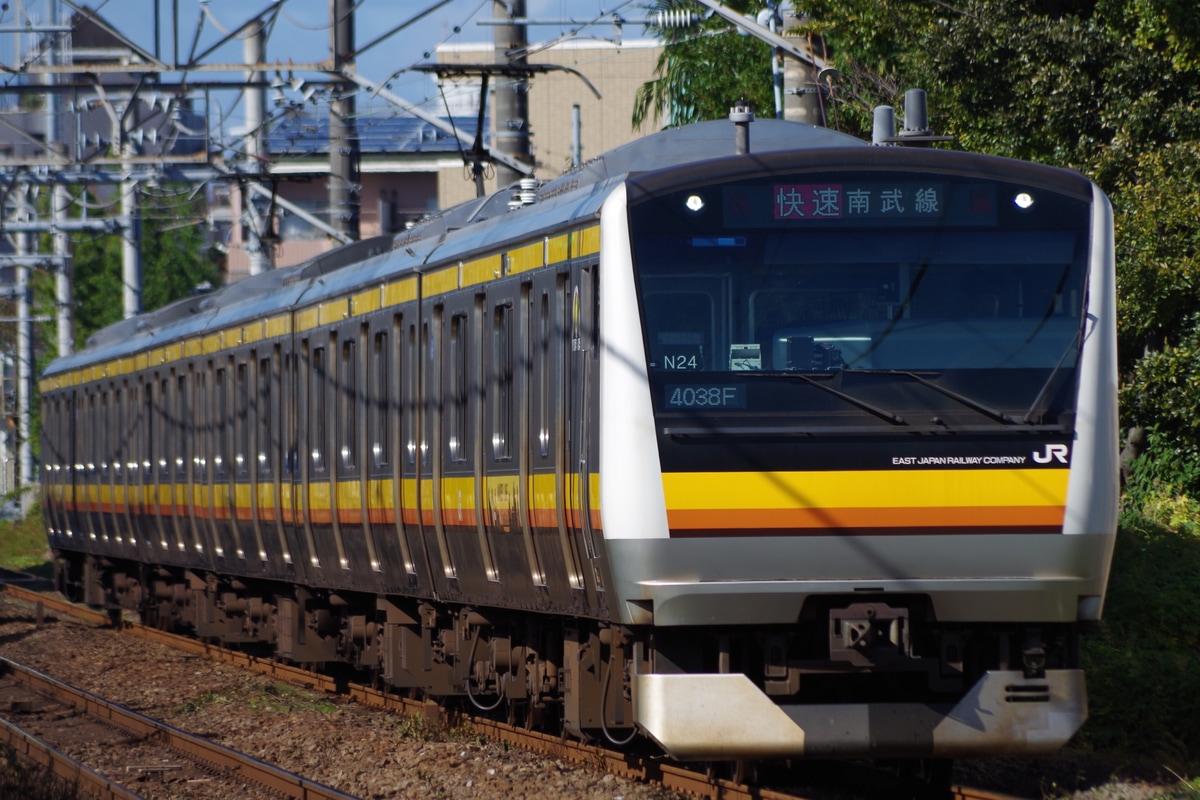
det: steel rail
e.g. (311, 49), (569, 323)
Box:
(0, 714), (146, 800)
(0, 650), (359, 800)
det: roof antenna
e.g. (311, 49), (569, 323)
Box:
(900, 88), (932, 140)
(730, 99), (754, 155)
(872, 105), (896, 146)
(872, 89), (954, 147)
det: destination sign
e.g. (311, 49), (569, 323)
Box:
(721, 181), (996, 228)
(773, 183), (943, 221)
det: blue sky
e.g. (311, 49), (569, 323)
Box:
(80, 1), (648, 109)
(0, 1), (660, 152)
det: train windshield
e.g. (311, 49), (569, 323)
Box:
(627, 169), (1092, 430)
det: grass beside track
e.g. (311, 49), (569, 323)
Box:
(0, 506), (53, 579)
(1078, 491), (1200, 783)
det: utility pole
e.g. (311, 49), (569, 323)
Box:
(53, 181), (72, 354)
(244, 17), (271, 275)
(121, 142), (142, 318)
(493, 0), (533, 188)
(688, 0), (829, 127)
(46, 0), (73, 355)
(782, 5), (826, 127)
(329, 0), (360, 241)
(13, 187), (34, 513)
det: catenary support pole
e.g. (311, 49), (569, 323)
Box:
(329, 0), (360, 241)
(493, 0), (533, 188)
(14, 188), (34, 513)
(121, 146), (142, 318)
(244, 17), (271, 275)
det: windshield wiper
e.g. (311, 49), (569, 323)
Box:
(881, 370), (1019, 425)
(1022, 322), (1084, 424)
(752, 371), (907, 425)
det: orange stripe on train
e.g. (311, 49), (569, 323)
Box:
(666, 505), (1065, 531)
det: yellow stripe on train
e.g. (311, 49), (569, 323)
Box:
(661, 469), (1067, 531)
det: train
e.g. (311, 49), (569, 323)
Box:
(39, 109), (1118, 764)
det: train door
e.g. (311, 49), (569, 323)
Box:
(116, 381), (141, 555)
(255, 343), (293, 576)
(231, 353), (261, 566)
(418, 297), (460, 600)
(297, 333), (341, 578)
(123, 382), (141, 552)
(279, 334), (315, 585)
(567, 264), (604, 606)
(364, 314), (416, 592)
(446, 293), (498, 598)
(175, 371), (193, 561)
(211, 361), (238, 562)
(156, 373), (177, 556)
(109, 383), (124, 546)
(193, 363), (221, 568)
(41, 393), (65, 545)
(66, 390), (82, 545)
(140, 376), (164, 559)
(398, 313), (435, 595)
(527, 270), (584, 607)
(484, 281), (544, 599)
(331, 319), (381, 589)
(66, 392), (80, 541)
(93, 385), (112, 548)
(443, 298), (489, 592)
(177, 368), (204, 565)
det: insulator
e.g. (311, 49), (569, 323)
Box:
(519, 177), (538, 205)
(656, 10), (700, 28)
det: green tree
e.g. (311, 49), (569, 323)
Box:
(633, 0), (776, 129)
(635, 0), (1200, 494)
(71, 186), (221, 350)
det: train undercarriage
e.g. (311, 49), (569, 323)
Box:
(56, 551), (1082, 758)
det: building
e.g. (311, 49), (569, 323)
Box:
(220, 37), (663, 279)
(434, 38), (664, 210)
(219, 112), (483, 280)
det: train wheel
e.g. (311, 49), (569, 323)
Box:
(896, 759), (953, 800)
(506, 699), (518, 727)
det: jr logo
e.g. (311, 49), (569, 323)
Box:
(1032, 444), (1070, 464)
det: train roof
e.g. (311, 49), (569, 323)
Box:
(47, 118), (868, 378)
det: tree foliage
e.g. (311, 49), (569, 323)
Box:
(635, 0), (1200, 494)
(70, 186), (221, 352)
(633, 0), (775, 129)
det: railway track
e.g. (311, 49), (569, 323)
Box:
(0, 583), (1031, 800)
(0, 653), (359, 800)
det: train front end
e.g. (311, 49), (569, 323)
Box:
(597, 148), (1118, 759)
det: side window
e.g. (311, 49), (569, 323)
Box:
(492, 303), (513, 461)
(214, 366), (228, 479)
(539, 292), (550, 457)
(112, 387), (123, 479)
(175, 374), (189, 480)
(449, 313), (468, 463)
(371, 330), (389, 468)
(405, 321), (418, 466)
(421, 312), (441, 470)
(144, 382), (154, 480)
(340, 338), (357, 470)
(257, 355), (272, 478)
(100, 388), (112, 482)
(85, 391), (96, 479)
(235, 361), (250, 478)
(194, 370), (207, 481)
(311, 346), (326, 473)
(160, 378), (172, 479)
